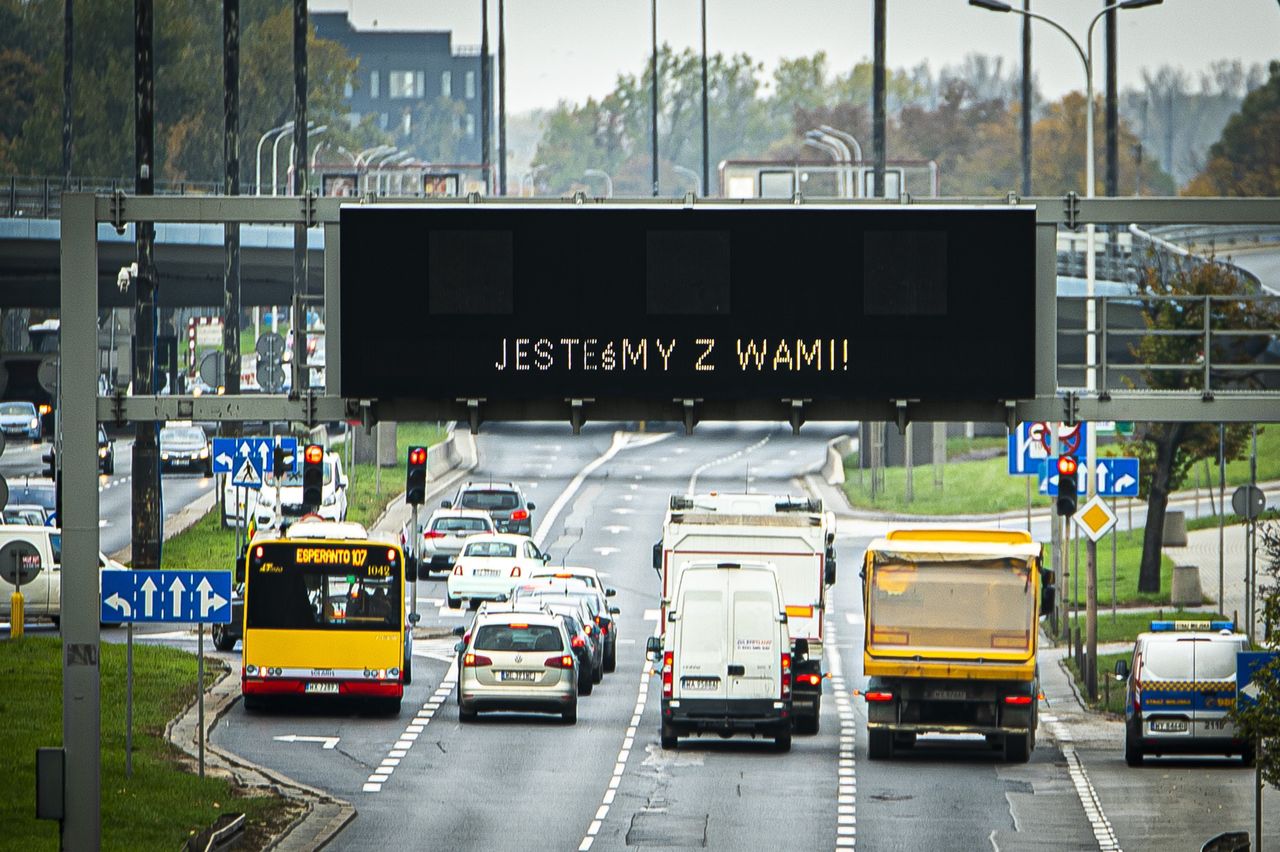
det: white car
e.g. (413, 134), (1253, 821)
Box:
(250, 450), (349, 530)
(447, 533), (551, 609)
(0, 525), (128, 626)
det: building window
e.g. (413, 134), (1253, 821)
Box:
(441, 71), (451, 97)
(390, 71), (415, 98)
(402, 111), (412, 136)
(415, 71), (425, 99)
(379, 113), (389, 130)
(465, 114), (475, 137)
(370, 70), (380, 99)
(465, 71), (475, 99)
(343, 80), (353, 99)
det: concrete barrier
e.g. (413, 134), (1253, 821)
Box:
(822, 435), (855, 486)
(1171, 563), (1203, 606)
(1163, 510), (1188, 547)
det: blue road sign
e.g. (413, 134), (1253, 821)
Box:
(100, 570), (233, 624)
(212, 436), (298, 476)
(1008, 422), (1088, 476)
(1237, 651), (1279, 708)
(1038, 456), (1140, 497)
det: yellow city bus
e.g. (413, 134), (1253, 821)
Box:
(240, 535), (414, 713)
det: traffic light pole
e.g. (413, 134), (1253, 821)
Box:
(1086, 424), (1098, 702)
(410, 503), (419, 622)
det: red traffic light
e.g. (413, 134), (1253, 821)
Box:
(1057, 455), (1078, 476)
(409, 447), (428, 466)
(304, 444), (324, 465)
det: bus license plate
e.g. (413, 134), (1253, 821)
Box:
(500, 671), (536, 682)
(682, 677), (720, 691)
(1151, 719), (1188, 732)
(305, 682), (339, 694)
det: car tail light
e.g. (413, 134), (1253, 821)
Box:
(662, 651), (674, 698)
(780, 652), (792, 698)
(1003, 695), (1033, 706)
(545, 654), (574, 669)
(511, 509), (529, 521)
(510, 566), (522, 577)
(571, 635), (586, 649)
(599, 621), (609, 635)
(863, 690), (894, 702)
(423, 530), (445, 539)
(453, 564), (464, 576)
(463, 653), (492, 668)
(795, 673), (822, 687)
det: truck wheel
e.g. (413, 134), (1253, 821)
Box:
(774, 729), (792, 752)
(893, 732), (916, 751)
(868, 729), (893, 760)
(661, 720), (679, 750)
(1004, 731), (1032, 763)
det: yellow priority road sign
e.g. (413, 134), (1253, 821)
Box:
(1073, 495), (1118, 542)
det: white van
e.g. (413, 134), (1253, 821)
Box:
(647, 560), (794, 751)
(0, 525), (128, 625)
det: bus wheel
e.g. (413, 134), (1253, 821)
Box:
(376, 697), (401, 715)
(403, 657), (413, 685)
(242, 695), (265, 713)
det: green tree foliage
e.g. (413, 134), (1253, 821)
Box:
(1124, 256), (1274, 592)
(1186, 60), (1280, 197)
(0, 0), (378, 187)
(1232, 523), (1280, 781)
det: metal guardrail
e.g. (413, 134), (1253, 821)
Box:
(3, 176), (221, 220)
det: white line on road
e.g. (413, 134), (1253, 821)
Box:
(686, 431), (773, 494)
(828, 624), (856, 850)
(363, 658), (458, 794)
(577, 658), (654, 850)
(1042, 713), (1122, 851)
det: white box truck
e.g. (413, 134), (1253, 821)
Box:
(646, 560), (794, 750)
(652, 493), (836, 734)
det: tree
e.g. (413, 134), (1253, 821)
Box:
(1232, 522), (1280, 781)
(1124, 254), (1273, 592)
(1185, 60), (1280, 197)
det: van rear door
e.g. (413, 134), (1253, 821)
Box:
(1191, 638), (1242, 737)
(673, 581), (728, 700)
(727, 575), (781, 700)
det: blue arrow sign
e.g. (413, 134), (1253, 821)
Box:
(1038, 456), (1140, 497)
(212, 436), (298, 475)
(1008, 422), (1088, 476)
(101, 570), (233, 624)
(1038, 457), (1089, 496)
(1237, 650), (1279, 708)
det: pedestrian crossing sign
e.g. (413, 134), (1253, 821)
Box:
(233, 457), (262, 490)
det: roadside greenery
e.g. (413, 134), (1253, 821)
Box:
(0, 637), (289, 851)
(1066, 609), (1226, 646)
(1066, 651), (1131, 716)
(1050, 527), (1179, 607)
(1232, 522), (1280, 787)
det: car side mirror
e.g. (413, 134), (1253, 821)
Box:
(453, 641), (466, 653)
(408, 612), (421, 625)
(441, 500), (452, 509)
(527, 502), (536, 511)
(1040, 568), (1056, 617)
(1114, 659), (1130, 680)
(605, 588), (616, 598)
(452, 625), (466, 636)
(652, 542), (662, 572)
(234, 554), (245, 584)
(541, 553), (551, 563)
(609, 607), (620, 615)
(778, 612), (788, 623)
(794, 638), (810, 659)
(645, 635), (662, 656)
(824, 556), (837, 587)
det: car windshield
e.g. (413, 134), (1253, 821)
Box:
(4, 508), (45, 524)
(0, 403), (35, 416)
(464, 541), (517, 558)
(473, 623), (563, 652)
(434, 517), (490, 533)
(161, 427), (206, 444)
(11, 488), (55, 510)
(460, 490), (520, 511)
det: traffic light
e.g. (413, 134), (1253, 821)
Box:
(1056, 455), (1079, 517)
(273, 443), (296, 481)
(302, 444), (324, 509)
(41, 447), (56, 480)
(406, 446), (428, 506)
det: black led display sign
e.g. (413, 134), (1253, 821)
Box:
(339, 205), (1036, 407)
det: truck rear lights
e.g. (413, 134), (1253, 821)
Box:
(795, 673), (822, 687)
(1003, 695), (1033, 705)
(863, 691), (894, 702)
(463, 653), (492, 668)
(780, 652), (792, 698)
(662, 651), (674, 698)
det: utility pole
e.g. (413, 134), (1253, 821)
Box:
(63, 0), (73, 186)
(651, 0), (659, 197)
(700, 0), (709, 197)
(290, 0), (307, 386)
(480, 0), (491, 194)
(1020, 0), (1031, 197)
(497, 0), (506, 196)
(222, 0), (241, 417)
(872, 0), (886, 198)
(1104, 2), (1118, 199)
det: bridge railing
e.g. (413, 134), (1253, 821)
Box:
(3, 175), (221, 220)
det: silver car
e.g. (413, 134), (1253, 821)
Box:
(455, 609), (578, 723)
(411, 508), (495, 574)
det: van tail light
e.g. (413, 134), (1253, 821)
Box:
(463, 653), (492, 668)
(1003, 695), (1033, 706)
(863, 691), (894, 702)
(511, 509), (529, 521)
(571, 635), (586, 649)
(662, 651), (674, 698)
(545, 654), (575, 669)
(780, 652), (792, 698)
(453, 564), (464, 576)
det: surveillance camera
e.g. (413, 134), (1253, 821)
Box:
(116, 262), (138, 293)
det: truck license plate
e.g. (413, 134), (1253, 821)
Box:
(305, 682), (339, 694)
(928, 689), (966, 701)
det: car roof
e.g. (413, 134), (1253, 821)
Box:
(459, 481), (521, 492)
(473, 609), (560, 626)
(429, 508), (493, 520)
(1138, 630), (1246, 643)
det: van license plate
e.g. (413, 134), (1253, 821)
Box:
(1151, 719), (1188, 732)
(500, 671), (536, 682)
(305, 682), (339, 694)
(682, 677), (720, 691)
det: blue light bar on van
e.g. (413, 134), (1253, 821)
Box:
(1149, 620), (1234, 632)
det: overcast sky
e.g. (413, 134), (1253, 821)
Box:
(310, 0), (1280, 113)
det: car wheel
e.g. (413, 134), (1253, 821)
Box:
(1242, 744), (1258, 767)
(1124, 721), (1144, 767)
(104, 458), (114, 476)
(446, 594), (461, 609)
(211, 624), (236, 652)
(605, 641), (617, 673)
(868, 729), (893, 760)
(592, 660), (603, 685)
(561, 697), (578, 725)
(50, 616), (60, 629)
(579, 670), (593, 696)
(458, 702), (477, 722)
(661, 720), (679, 750)
(796, 710), (820, 736)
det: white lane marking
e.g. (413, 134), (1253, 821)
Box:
(1043, 714), (1122, 851)
(532, 431), (669, 548)
(363, 659), (458, 793)
(593, 547), (620, 557)
(686, 432), (773, 494)
(828, 624), (855, 850)
(272, 734), (339, 749)
(602, 525), (629, 535)
(577, 659), (655, 851)
(844, 612), (864, 626)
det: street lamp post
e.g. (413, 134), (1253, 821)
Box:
(651, 0), (659, 197)
(700, 0), (709, 196)
(286, 123), (327, 194)
(256, 121), (292, 195)
(583, 168), (613, 198)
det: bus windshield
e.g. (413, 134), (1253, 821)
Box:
(247, 542), (401, 631)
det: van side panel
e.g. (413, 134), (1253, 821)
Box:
(729, 589), (780, 699)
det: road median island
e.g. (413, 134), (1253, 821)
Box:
(0, 636), (291, 851)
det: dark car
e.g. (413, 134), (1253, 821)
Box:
(98, 426), (115, 475)
(443, 481), (535, 536)
(212, 583), (243, 651)
(159, 424), (211, 475)
(7, 481), (56, 521)
(548, 607), (599, 695)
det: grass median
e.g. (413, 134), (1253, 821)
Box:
(0, 637), (292, 851)
(1065, 651), (1131, 716)
(1050, 526), (1181, 607)
(1065, 609), (1226, 645)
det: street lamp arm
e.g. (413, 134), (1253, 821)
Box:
(1009, 8), (1088, 75)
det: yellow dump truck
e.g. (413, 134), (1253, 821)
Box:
(861, 529), (1053, 762)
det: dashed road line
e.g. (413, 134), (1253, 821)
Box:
(362, 659), (457, 793)
(685, 432), (773, 494)
(827, 625), (856, 849)
(577, 659), (654, 851)
(1041, 714), (1121, 851)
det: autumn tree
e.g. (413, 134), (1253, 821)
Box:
(1185, 60), (1280, 197)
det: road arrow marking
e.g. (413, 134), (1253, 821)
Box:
(197, 577), (227, 618)
(603, 525), (629, 535)
(273, 734), (340, 749)
(169, 576), (187, 619)
(593, 547), (620, 556)
(140, 577), (157, 617)
(611, 507), (635, 515)
(104, 593), (132, 618)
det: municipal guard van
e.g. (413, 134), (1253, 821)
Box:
(1115, 620), (1253, 766)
